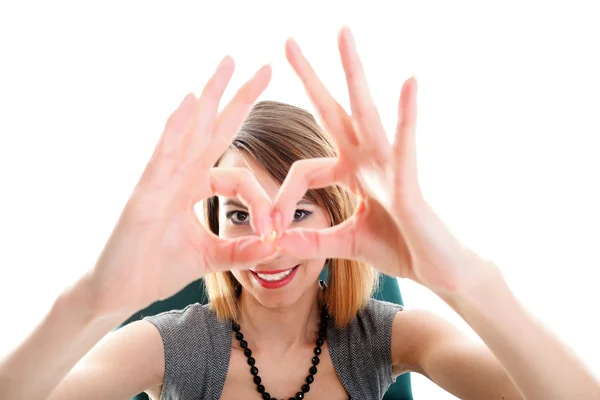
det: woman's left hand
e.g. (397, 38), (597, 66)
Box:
(272, 27), (491, 295)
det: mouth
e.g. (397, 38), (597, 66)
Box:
(250, 265), (300, 289)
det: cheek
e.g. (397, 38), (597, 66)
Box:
(231, 270), (245, 284)
(311, 258), (327, 267)
(302, 258), (328, 278)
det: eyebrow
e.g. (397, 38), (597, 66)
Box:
(222, 198), (313, 209)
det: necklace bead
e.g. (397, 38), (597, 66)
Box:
(232, 306), (329, 398)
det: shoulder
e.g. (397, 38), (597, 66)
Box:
(48, 318), (166, 400)
(360, 297), (404, 320)
(142, 302), (229, 355)
(141, 303), (231, 398)
(328, 298), (404, 352)
(331, 298), (403, 343)
(143, 303), (216, 332)
(143, 302), (215, 323)
(348, 298), (404, 331)
(390, 307), (465, 376)
(326, 299), (404, 397)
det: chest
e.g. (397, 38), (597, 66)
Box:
(220, 338), (349, 400)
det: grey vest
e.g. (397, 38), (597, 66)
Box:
(143, 298), (403, 399)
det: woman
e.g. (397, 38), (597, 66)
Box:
(1, 27), (598, 400)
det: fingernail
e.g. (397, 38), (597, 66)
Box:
(257, 63), (272, 75)
(262, 228), (278, 243)
(180, 93), (195, 107)
(286, 37), (299, 51)
(261, 216), (280, 242)
(220, 55), (234, 66)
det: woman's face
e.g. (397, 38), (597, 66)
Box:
(216, 149), (331, 309)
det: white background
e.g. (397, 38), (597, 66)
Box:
(1, 1), (599, 398)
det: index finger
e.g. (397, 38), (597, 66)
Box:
(272, 158), (348, 232)
(285, 37), (358, 151)
(337, 26), (389, 163)
(188, 63), (273, 171)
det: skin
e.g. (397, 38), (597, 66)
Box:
(218, 150), (329, 315)
(1, 26), (598, 400)
(214, 150), (347, 398)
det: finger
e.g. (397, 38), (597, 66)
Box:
(285, 37), (358, 150)
(277, 218), (358, 261)
(183, 55), (236, 166)
(272, 158), (343, 231)
(208, 167), (273, 237)
(208, 235), (280, 271)
(205, 64), (273, 168)
(140, 93), (198, 191)
(337, 26), (389, 163)
(393, 76), (421, 198)
(158, 93), (198, 157)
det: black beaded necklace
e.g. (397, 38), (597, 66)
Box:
(231, 292), (329, 400)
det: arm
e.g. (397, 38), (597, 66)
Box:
(48, 317), (165, 400)
(440, 262), (600, 399)
(276, 25), (600, 400)
(392, 308), (523, 399)
(0, 276), (163, 400)
(392, 262), (600, 400)
(0, 59), (275, 400)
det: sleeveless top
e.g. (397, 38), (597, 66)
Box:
(143, 298), (403, 399)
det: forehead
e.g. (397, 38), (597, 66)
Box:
(217, 149), (281, 200)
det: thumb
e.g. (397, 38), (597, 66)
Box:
(211, 236), (279, 270)
(277, 220), (356, 260)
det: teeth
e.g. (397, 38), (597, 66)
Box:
(255, 268), (295, 281)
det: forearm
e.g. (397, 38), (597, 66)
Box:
(0, 275), (128, 400)
(442, 261), (600, 400)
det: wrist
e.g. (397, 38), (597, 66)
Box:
(436, 259), (511, 315)
(58, 273), (131, 326)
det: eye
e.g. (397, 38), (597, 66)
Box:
(293, 209), (312, 222)
(226, 211), (250, 225)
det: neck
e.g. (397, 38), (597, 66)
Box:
(237, 283), (322, 353)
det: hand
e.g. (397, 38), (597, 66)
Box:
(273, 27), (488, 295)
(86, 57), (278, 318)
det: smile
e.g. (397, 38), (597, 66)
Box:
(250, 265), (300, 289)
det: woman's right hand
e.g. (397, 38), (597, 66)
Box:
(85, 57), (278, 319)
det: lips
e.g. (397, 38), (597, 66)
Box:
(250, 265), (299, 289)
(255, 268), (295, 281)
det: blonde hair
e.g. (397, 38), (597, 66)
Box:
(203, 101), (378, 328)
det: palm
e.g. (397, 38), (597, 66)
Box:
(275, 28), (482, 293)
(351, 196), (415, 280)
